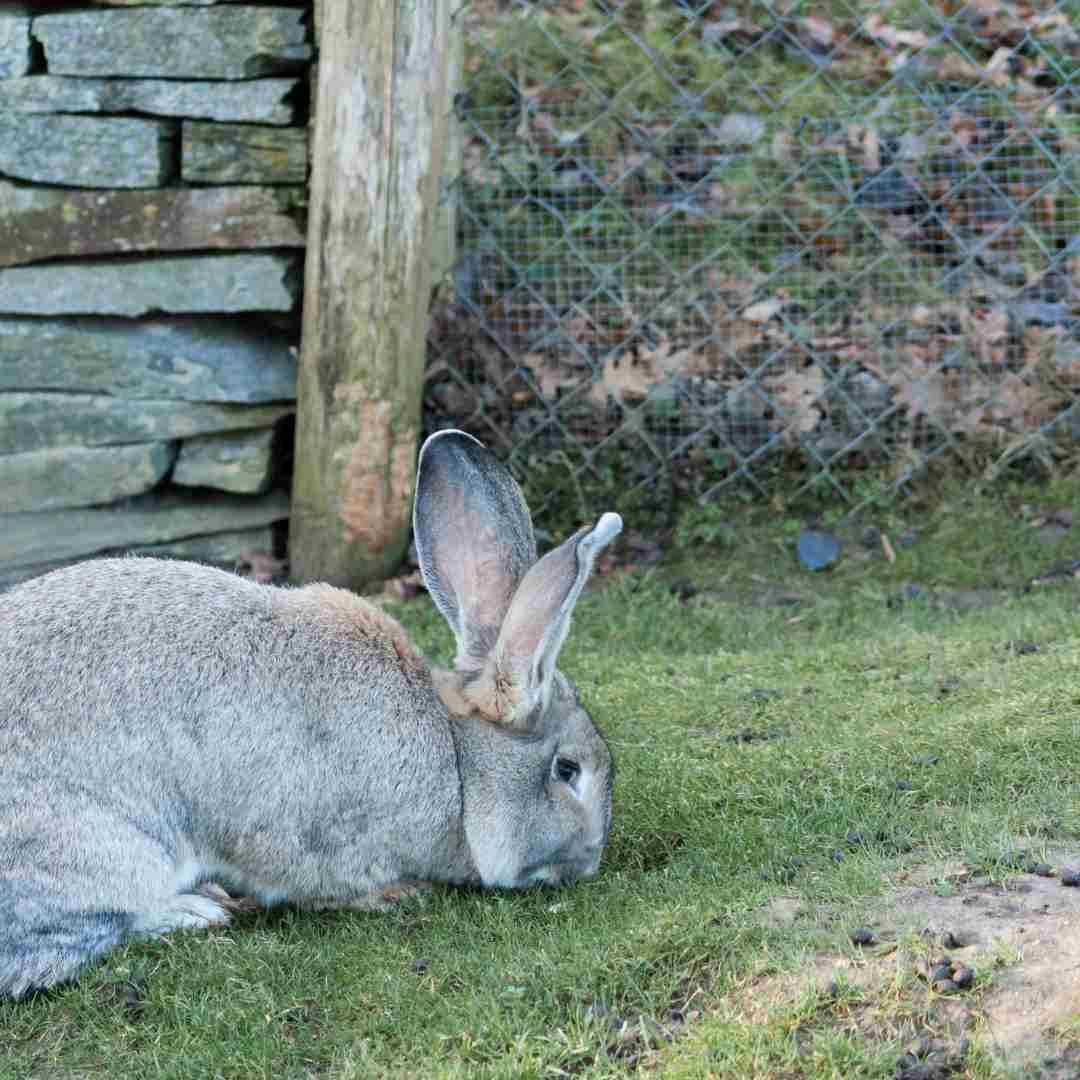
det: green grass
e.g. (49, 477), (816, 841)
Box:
(2, 482), (1080, 1078)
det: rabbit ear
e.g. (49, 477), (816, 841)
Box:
(413, 430), (538, 670)
(472, 512), (622, 732)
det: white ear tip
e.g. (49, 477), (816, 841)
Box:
(419, 429), (486, 456)
(588, 512), (623, 550)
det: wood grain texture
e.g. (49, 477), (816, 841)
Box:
(290, 0), (453, 588)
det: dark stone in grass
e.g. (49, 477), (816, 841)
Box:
(845, 830), (868, 846)
(669, 578), (698, 601)
(894, 1058), (939, 1080)
(924, 956), (975, 994)
(748, 687), (783, 703)
(410, 957), (430, 974)
(831, 850), (846, 863)
(797, 527), (842, 571)
(1006, 640), (1040, 656)
(941, 930), (970, 949)
(895, 1062), (950, 1080)
(95, 978), (147, 1019)
(724, 727), (785, 745)
(895, 779), (915, 792)
(894, 1054), (919, 1076)
(862, 525), (881, 547)
(951, 963), (974, 989)
(914, 755), (940, 767)
(1060, 868), (1080, 887)
(1029, 558), (1080, 587)
(1000, 850), (1055, 877)
(850, 927), (876, 946)
(895, 1035), (968, 1079)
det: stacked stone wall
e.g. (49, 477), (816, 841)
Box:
(0, 2), (311, 588)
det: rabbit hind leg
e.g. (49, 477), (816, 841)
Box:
(0, 879), (138, 1000)
(0, 884), (234, 1001)
(0, 796), (231, 999)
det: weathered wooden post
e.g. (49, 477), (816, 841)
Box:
(290, 0), (453, 588)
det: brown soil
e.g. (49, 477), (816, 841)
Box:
(754, 851), (1080, 1075)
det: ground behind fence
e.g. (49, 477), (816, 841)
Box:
(425, 0), (1080, 527)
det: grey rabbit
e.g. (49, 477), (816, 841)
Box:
(0, 429), (622, 999)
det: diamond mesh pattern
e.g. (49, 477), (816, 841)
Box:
(426, 0), (1080, 520)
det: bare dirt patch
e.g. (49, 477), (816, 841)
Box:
(753, 852), (1080, 1075)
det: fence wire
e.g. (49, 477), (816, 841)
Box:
(425, 0), (1080, 522)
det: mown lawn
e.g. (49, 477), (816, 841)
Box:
(2, 480), (1079, 1079)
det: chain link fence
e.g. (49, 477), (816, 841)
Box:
(424, 0), (1080, 524)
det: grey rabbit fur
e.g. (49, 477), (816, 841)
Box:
(0, 429), (622, 999)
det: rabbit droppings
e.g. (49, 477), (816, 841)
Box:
(0, 430), (622, 999)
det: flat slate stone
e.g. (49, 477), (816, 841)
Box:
(0, 393), (292, 454)
(0, 490), (290, 570)
(0, 316), (298, 402)
(74, 0), (218, 4)
(0, 76), (300, 125)
(182, 122), (308, 184)
(0, 253), (301, 316)
(35, 8), (312, 80)
(0, 114), (172, 189)
(0, 442), (176, 514)
(0, 524), (279, 593)
(0, 182), (305, 268)
(0, 12), (31, 78)
(133, 525), (277, 565)
(174, 428), (276, 494)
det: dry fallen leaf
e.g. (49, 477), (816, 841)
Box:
(887, 365), (950, 422)
(800, 15), (835, 49)
(972, 308), (1010, 367)
(742, 298), (783, 324)
(766, 364), (826, 437)
(377, 570), (426, 604)
(863, 13), (930, 49)
(524, 352), (578, 400)
(587, 338), (699, 407)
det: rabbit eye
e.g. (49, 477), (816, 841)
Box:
(554, 757), (580, 784)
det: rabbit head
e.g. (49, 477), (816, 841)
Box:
(414, 430), (622, 889)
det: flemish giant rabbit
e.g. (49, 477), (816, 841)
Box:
(0, 430), (622, 999)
